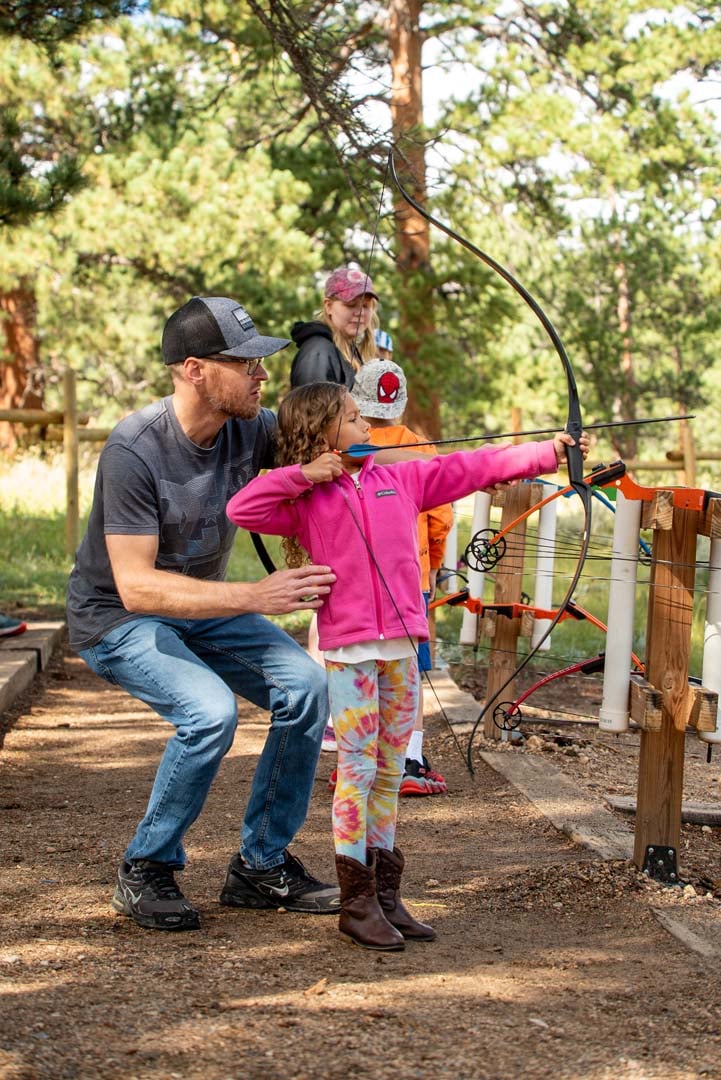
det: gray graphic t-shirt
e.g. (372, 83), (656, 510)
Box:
(66, 396), (275, 650)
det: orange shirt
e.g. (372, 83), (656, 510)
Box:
(368, 424), (453, 592)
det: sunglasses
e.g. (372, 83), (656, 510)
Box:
(204, 355), (265, 376)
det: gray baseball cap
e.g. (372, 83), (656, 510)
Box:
(162, 296), (290, 364)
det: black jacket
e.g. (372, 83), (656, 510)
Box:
(289, 320), (358, 387)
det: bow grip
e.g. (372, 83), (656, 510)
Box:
(564, 418), (584, 488)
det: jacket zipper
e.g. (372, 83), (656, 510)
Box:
(349, 473), (386, 640)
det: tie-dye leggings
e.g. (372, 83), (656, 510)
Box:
(326, 655), (419, 861)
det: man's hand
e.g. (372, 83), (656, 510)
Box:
(252, 564), (336, 614)
(301, 453), (344, 484)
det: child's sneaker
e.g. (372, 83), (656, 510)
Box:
(399, 756), (448, 797)
(422, 758), (448, 794)
(321, 723), (337, 752)
(327, 768), (337, 791)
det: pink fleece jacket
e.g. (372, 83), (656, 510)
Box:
(226, 441), (558, 651)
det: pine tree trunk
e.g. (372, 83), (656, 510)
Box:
(0, 283), (44, 451)
(387, 0), (440, 440)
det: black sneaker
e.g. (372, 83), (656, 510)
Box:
(220, 851), (340, 914)
(111, 859), (200, 931)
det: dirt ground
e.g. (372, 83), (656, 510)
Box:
(2, 639), (721, 1080)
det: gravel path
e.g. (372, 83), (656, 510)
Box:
(1, 642), (721, 1080)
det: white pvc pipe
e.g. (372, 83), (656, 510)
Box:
(599, 491), (642, 733)
(443, 505), (459, 592)
(700, 537), (721, 744)
(531, 496), (558, 651)
(460, 491), (492, 646)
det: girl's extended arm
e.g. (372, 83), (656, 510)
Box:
(403, 439), (559, 512)
(406, 433), (589, 512)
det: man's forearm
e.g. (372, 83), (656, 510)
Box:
(115, 568), (261, 619)
(114, 564), (337, 620)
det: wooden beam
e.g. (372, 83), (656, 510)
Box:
(699, 497), (721, 540)
(684, 686), (719, 733)
(0, 408), (91, 425)
(640, 490), (674, 531)
(629, 674), (663, 732)
(43, 427), (111, 442)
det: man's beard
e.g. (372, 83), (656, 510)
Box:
(205, 390), (260, 421)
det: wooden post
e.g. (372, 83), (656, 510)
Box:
(64, 368), (79, 556)
(483, 482), (540, 739)
(633, 507), (698, 868)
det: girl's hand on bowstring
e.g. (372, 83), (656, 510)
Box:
(553, 430), (590, 467)
(301, 452), (345, 484)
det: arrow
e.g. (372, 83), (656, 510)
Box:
(344, 413), (694, 458)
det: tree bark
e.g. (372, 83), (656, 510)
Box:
(387, 0), (440, 439)
(0, 283), (44, 451)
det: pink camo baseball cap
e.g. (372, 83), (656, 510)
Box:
(324, 266), (379, 303)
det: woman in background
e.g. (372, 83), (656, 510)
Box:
(290, 265), (379, 388)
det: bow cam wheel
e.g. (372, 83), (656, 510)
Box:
(465, 529), (506, 572)
(493, 702), (522, 731)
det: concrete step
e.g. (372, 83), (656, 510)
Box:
(0, 621), (65, 715)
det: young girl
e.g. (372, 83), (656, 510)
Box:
(226, 382), (588, 951)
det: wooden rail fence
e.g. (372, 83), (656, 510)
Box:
(0, 369), (111, 555)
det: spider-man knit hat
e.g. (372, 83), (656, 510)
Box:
(353, 359), (407, 420)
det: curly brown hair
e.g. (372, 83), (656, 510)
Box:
(275, 382), (347, 568)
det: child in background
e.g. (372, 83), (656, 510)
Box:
(374, 327), (394, 360)
(226, 382), (587, 951)
(348, 357), (452, 796)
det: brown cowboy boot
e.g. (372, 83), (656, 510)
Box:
(373, 846), (436, 941)
(335, 851), (405, 951)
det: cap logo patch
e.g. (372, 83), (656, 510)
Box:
(377, 371), (401, 405)
(232, 307), (255, 332)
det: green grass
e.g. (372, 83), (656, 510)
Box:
(0, 507), (71, 614)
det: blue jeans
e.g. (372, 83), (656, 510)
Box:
(80, 614), (328, 870)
